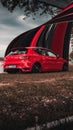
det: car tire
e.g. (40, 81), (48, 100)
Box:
(62, 63), (68, 71)
(32, 63), (42, 73)
(7, 71), (15, 74)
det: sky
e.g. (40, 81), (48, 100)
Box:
(0, 4), (72, 57)
(0, 4), (52, 57)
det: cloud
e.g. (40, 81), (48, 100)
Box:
(0, 3), (51, 57)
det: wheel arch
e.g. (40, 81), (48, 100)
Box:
(32, 62), (42, 67)
(32, 62), (42, 72)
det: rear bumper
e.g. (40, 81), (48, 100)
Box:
(4, 61), (32, 73)
(4, 67), (32, 73)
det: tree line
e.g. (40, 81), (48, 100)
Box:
(0, 0), (59, 17)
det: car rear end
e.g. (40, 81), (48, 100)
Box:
(4, 48), (33, 73)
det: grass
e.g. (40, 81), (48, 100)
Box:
(0, 64), (73, 129)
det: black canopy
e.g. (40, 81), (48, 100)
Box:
(39, 0), (73, 9)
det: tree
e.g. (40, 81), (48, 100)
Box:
(0, 0), (59, 17)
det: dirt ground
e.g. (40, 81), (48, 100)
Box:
(0, 63), (73, 129)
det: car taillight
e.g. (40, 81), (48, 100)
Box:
(19, 56), (30, 60)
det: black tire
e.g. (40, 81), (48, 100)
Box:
(7, 71), (15, 74)
(62, 63), (68, 71)
(32, 63), (42, 73)
(7, 70), (17, 74)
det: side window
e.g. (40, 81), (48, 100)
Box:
(35, 49), (42, 55)
(41, 50), (46, 56)
(35, 49), (46, 56)
(47, 51), (57, 57)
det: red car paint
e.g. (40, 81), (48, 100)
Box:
(30, 25), (46, 47)
(4, 47), (67, 73)
(52, 22), (68, 57)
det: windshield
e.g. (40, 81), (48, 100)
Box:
(8, 48), (27, 56)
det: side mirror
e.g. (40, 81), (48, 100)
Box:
(57, 54), (60, 58)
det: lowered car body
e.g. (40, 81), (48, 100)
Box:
(4, 47), (67, 73)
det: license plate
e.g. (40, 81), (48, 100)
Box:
(8, 65), (16, 68)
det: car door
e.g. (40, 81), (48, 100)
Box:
(38, 49), (54, 71)
(34, 48), (48, 71)
(38, 49), (57, 71)
(39, 49), (49, 71)
(45, 51), (61, 71)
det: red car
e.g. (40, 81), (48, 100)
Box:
(4, 47), (67, 73)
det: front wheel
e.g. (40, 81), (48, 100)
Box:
(62, 63), (68, 71)
(32, 63), (42, 73)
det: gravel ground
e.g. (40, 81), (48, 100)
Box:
(0, 63), (73, 130)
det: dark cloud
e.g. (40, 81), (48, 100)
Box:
(0, 3), (51, 57)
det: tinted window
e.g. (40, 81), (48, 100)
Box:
(35, 49), (57, 57)
(34, 49), (43, 55)
(47, 51), (56, 57)
(35, 49), (47, 56)
(8, 49), (27, 55)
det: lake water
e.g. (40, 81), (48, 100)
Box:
(0, 61), (3, 73)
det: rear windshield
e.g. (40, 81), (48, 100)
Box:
(8, 48), (28, 56)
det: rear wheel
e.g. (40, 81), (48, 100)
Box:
(32, 63), (42, 73)
(62, 63), (68, 71)
(7, 70), (17, 74)
(7, 69), (22, 74)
